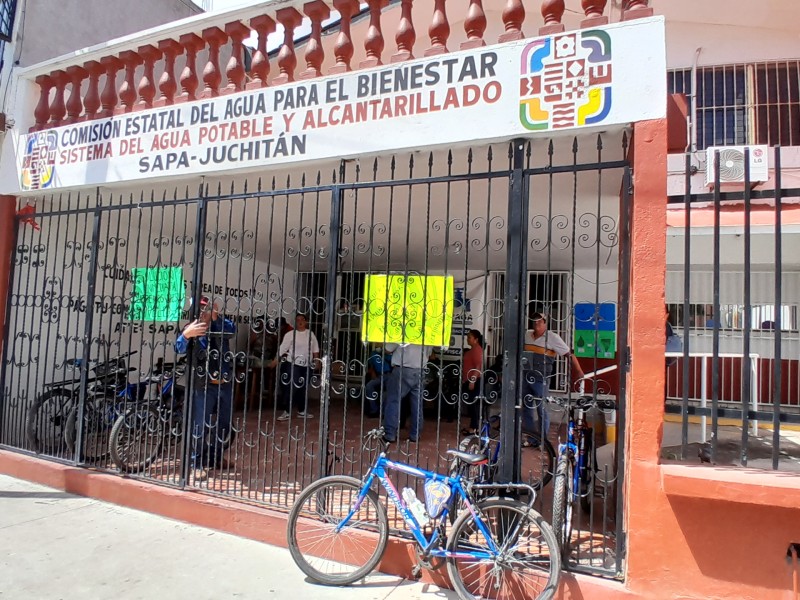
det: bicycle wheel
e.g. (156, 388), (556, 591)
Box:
(65, 397), (114, 462)
(25, 389), (75, 455)
(551, 456), (573, 550)
(287, 475), (389, 586)
(447, 497), (560, 600)
(109, 405), (164, 473)
(449, 434), (484, 477)
(521, 435), (556, 491)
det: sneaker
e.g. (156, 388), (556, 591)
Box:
(297, 411), (314, 419)
(193, 468), (208, 482)
(276, 411), (291, 421)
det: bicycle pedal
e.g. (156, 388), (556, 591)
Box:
(411, 564), (423, 580)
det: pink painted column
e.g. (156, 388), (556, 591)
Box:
(99, 56), (123, 118)
(425, 0), (449, 56)
(539, 0), (565, 35)
(461, 0), (486, 50)
(224, 21), (250, 93)
(581, 0), (608, 27)
(136, 44), (162, 110)
(156, 39), (183, 107)
(201, 26), (228, 98)
(32, 75), (53, 131)
(499, 0), (524, 43)
(82, 61), (104, 120)
(360, 0), (389, 68)
(64, 66), (88, 124)
(178, 33), (204, 103)
(118, 50), (143, 113)
(247, 15), (275, 89)
(272, 7), (302, 85)
(48, 70), (68, 127)
(300, 1), (331, 80)
(330, 0), (359, 73)
(392, 0), (415, 63)
(622, 0), (653, 20)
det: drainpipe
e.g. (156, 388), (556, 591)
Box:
(687, 47), (703, 153)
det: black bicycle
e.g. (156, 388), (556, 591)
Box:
(26, 350), (139, 459)
(109, 357), (187, 473)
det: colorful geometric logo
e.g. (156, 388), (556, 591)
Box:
(21, 131), (58, 191)
(519, 30), (613, 131)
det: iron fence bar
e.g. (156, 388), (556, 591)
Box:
(317, 178), (344, 479)
(711, 152), (721, 461)
(664, 403), (800, 424)
(498, 139), (527, 484)
(680, 152), (691, 459)
(773, 147), (783, 469)
(615, 163), (632, 574)
(667, 187), (800, 203)
(179, 183), (209, 487)
(741, 150), (752, 465)
(0, 206), (20, 442)
(73, 189), (104, 465)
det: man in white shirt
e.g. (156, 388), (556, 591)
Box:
(522, 312), (584, 445)
(382, 342), (433, 443)
(271, 313), (320, 421)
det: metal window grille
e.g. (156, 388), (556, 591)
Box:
(668, 60), (800, 149)
(0, 0), (16, 43)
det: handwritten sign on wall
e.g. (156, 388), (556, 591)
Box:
(128, 267), (185, 322)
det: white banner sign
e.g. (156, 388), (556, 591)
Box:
(12, 17), (665, 193)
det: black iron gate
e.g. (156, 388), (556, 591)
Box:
(1, 134), (630, 577)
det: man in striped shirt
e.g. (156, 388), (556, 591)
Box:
(521, 312), (583, 446)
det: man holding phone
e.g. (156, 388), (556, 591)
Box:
(175, 295), (236, 482)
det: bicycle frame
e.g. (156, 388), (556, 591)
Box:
(337, 452), (499, 560)
(558, 406), (590, 501)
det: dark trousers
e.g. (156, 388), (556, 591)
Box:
(279, 362), (310, 413)
(190, 383), (233, 469)
(462, 378), (482, 430)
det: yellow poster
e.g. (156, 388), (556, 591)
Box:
(362, 275), (454, 346)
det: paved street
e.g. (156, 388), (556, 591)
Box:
(0, 474), (457, 600)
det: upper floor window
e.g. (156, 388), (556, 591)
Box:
(668, 61), (800, 149)
(0, 0), (17, 43)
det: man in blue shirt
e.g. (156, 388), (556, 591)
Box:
(175, 296), (236, 482)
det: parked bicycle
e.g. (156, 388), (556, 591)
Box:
(287, 427), (560, 600)
(549, 393), (616, 550)
(109, 357), (187, 473)
(26, 350), (139, 458)
(450, 413), (556, 494)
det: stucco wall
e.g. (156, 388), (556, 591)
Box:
(16, 0), (201, 68)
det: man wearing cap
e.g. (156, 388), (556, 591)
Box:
(522, 312), (584, 446)
(175, 296), (236, 482)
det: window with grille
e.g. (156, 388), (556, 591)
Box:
(668, 61), (800, 149)
(0, 0), (16, 43)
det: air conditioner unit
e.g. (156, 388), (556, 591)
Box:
(705, 145), (769, 185)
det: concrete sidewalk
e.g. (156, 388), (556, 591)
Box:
(0, 474), (457, 600)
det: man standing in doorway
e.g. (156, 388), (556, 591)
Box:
(382, 342), (432, 443)
(272, 313), (320, 421)
(522, 312), (584, 445)
(175, 296), (236, 482)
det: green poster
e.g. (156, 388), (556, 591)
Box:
(574, 329), (616, 359)
(128, 267), (185, 322)
(362, 274), (454, 346)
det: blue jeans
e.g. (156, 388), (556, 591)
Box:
(190, 383), (233, 469)
(279, 362), (310, 413)
(383, 367), (423, 441)
(365, 376), (387, 414)
(522, 374), (549, 442)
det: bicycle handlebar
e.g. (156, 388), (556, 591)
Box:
(546, 395), (616, 411)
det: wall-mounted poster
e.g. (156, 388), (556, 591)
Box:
(574, 302), (616, 359)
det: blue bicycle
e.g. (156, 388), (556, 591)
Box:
(549, 393), (616, 550)
(287, 428), (560, 600)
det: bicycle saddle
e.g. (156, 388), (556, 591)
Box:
(446, 449), (488, 466)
